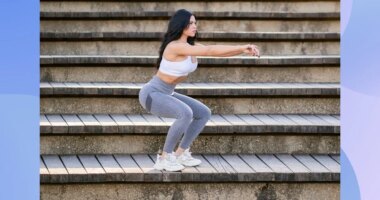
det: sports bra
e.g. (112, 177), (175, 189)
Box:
(158, 55), (198, 76)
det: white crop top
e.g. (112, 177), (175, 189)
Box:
(159, 55), (198, 76)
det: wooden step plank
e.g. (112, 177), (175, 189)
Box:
(237, 114), (265, 125)
(96, 155), (124, 173)
(42, 155), (68, 174)
(60, 155), (86, 174)
(269, 114), (298, 126)
(77, 114), (103, 133)
(239, 154), (272, 173)
(77, 114), (101, 126)
(61, 114), (85, 133)
(210, 114), (232, 126)
(40, 158), (49, 175)
(142, 114), (167, 126)
(258, 154), (292, 173)
(254, 114), (282, 125)
(203, 154), (236, 174)
(193, 155), (217, 174)
(110, 114), (134, 126)
(78, 155), (106, 174)
(330, 154), (340, 164)
(284, 114), (314, 125)
(159, 117), (175, 126)
(294, 155), (329, 173)
(300, 114), (332, 126)
(127, 114), (150, 126)
(131, 154), (162, 182)
(114, 154), (144, 181)
(221, 154), (254, 173)
(312, 154), (340, 173)
(46, 114), (68, 133)
(94, 114), (118, 133)
(315, 114), (340, 125)
(222, 115), (248, 125)
(275, 154), (310, 173)
(40, 115), (52, 133)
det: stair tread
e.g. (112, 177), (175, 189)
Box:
(40, 153), (340, 183)
(40, 113), (340, 134)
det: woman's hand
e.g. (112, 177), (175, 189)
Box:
(242, 44), (260, 57)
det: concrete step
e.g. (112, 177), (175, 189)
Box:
(41, 12), (340, 33)
(40, 55), (340, 66)
(40, 113), (340, 154)
(41, 31), (339, 56)
(40, 1), (340, 13)
(40, 55), (340, 83)
(40, 153), (339, 199)
(41, 31), (340, 41)
(40, 153), (340, 183)
(40, 82), (340, 114)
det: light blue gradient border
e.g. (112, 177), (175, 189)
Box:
(342, 0), (380, 199)
(0, 0), (378, 199)
(0, 0), (39, 199)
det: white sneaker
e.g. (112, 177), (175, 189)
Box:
(153, 152), (185, 172)
(176, 148), (202, 167)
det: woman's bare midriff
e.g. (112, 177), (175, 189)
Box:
(156, 70), (187, 85)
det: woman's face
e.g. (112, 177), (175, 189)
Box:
(183, 15), (197, 37)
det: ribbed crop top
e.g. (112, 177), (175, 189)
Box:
(158, 56), (198, 76)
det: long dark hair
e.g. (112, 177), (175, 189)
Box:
(155, 9), (198, 69)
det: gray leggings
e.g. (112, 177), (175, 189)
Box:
(138, 75), (211, 153)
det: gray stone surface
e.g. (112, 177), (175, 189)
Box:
(41, 183), (339, 200)
(40, 1), (340, 13)
(40, 135), (339, 154)
(41, 19), (340, 33)
(40, 97), (340, 114)
(40, 55), (340, 65)
(41, 32), (340, 41)
(40, 11), (340, 20)
(40, 66), (340, 83)
(41, 40), (340, 56)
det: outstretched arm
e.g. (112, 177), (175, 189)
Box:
(169, 42), (256, 57)
(195, 43), (243, 57)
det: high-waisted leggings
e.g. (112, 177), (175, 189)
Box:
(138, 75), (211, 153)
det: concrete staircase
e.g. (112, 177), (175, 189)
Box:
(40, 0), (340, 199)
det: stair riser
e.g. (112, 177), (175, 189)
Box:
(41, 20), (340, 33)
(40, 97), (340, 114)
(41, 66), (340, 83)
(41, 183), (339, 200)
(40, 135), (339, 154)
(41, 2), (340, 13)
(41, 41), (340, 56)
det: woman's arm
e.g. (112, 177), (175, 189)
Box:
(195, 43), (243, 57)
(170, 42), (246, 57)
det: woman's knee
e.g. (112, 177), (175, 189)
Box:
(197, 106), (211, 120)
(178, 106), (193, 121)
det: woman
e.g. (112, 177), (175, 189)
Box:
(138, 9), (260, 171)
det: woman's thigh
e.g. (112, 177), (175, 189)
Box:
(145, 91), (193, 119)
(172, 92), (211, 119)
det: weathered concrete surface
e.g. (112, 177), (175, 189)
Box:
(40, 135), (339, 154)
(41, 183), (339, 200)
(40, 1), (340, 12)
(41, 66), (340, 83)
(41, 41), (340, 56)
(41, 20), (340, 33)
(40, 97), (340, 114)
